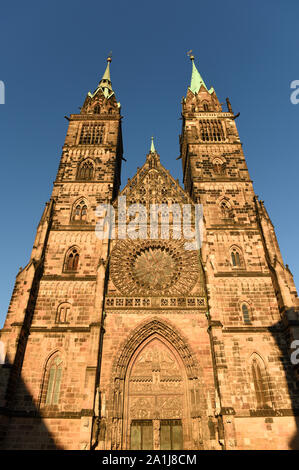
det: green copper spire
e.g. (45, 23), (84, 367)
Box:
(88, 55), (114, 99)
(188, 54), (214, 95)
(150, 136), (156, 153)
(101, 56), (111, 82)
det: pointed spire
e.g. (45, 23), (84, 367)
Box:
(88, 54), (114, 99)
(101, 55), (112, 82)
(150, 136), (156, 153)
(146, 136), (160, 167)
(98, 55), (113, 98)
(188, 53), (214, 95)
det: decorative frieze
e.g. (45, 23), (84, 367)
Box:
(105, 296), (206, 310)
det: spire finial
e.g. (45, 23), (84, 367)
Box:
(187, 50), (194, 61)
(107, 51), (112, 63)
(150, 136), (156, 153)
(101, 54), (112, 82)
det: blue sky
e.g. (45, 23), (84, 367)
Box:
(0, 0), (298, 327)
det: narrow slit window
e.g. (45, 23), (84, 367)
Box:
(242, 303), (251, 324)
(231, 248), (241, 267)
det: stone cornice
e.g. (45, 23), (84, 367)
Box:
(69, 114), (121, 121)
(41, 275), (97, 281)
(223, 326), (283, 333)
(214, 271), (271, 278)
(29, 326), (93, 333)
(206, 226), (259, 232)
(51, 225), (96, 231)
(0, 408), (94, 419)
(194, 178), (253, 183)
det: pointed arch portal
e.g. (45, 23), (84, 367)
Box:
(125, 335), (186, 450)
(109, 320), (204, 450)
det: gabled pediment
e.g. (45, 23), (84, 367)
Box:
(81, 90), (120, 115)
(115, 152), (194, 208)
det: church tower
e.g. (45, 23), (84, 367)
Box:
(179, 54), (299, 449)
(0, 54), (299, 450)
(0, 57), (124, 449)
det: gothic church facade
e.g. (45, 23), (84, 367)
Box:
(0, 56), (299, 450)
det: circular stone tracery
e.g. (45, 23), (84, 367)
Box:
(109, 240), (200, 296)
(132, 247), (177, 290)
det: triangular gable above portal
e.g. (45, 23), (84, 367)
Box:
(116, 149), (194, 208)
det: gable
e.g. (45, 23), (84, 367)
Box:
(117, 153), (194, 208)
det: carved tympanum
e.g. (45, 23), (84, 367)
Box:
(127, 339), (184, 421)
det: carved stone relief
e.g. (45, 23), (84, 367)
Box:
(128, 339), (184, 422)
(110, 240), (201, 296)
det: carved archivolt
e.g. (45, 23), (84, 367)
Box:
(112, 318), (200, 380)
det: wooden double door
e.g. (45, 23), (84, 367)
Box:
(131, 419), (183, 450)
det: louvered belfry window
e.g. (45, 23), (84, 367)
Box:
(79, 124), (104, 144)
(77, 161), (94, 180)
(199, 119), (225, 142)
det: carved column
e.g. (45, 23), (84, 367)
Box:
(153, 419), (160, 450)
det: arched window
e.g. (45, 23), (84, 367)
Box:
(81, 204), (87, 220)
(203, 102), (209, 111)
(241, 303), (251, 324)
(77, 160), (94, 180)
(64, 247), (79, 272)
(72, 199), (88, 223)
(220, 200), (233, 219)
(94, 105), (101, 114)
(251, 356), (271, 409)
(213, 159), (224, 174)
(45, 356), (63, 406)
(231, 247), (242, 267)
(56, 303), (71, 324)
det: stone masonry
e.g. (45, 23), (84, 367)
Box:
(0, 56), (298, 450)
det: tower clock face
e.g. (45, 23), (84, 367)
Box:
(109, 240), (200, 296)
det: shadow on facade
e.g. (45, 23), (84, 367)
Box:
(0, 361), (60, 450)
(1, 321), (299, 449)
(268, 318), (299, 450)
